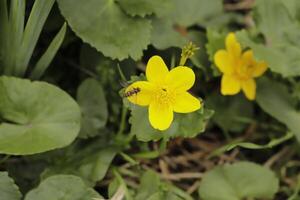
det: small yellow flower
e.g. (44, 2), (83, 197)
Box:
(214, 33), (268, 100)
(126, 56), (201, 131)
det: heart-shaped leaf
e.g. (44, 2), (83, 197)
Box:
(57, 0), (151, 60)
(0, 76), (81, 155)
(198, 162), (279, 200)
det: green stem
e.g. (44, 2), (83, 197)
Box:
(117, 64), (127, 82)
(179, 56), (187, 66)
(117, 105), (128, 137)
(119, 152), (138, 165)
(159, 135), (169, 153)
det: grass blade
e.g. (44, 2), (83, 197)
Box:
(15, 0), (55, 76)
(30, 23), (67, 79)
(3, 0), (25, 75)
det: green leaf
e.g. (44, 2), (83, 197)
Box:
(199, 162), (279, 200)
(210, 132), (294, 157)
(116, 0), (172, 17)
(236, 30), (300, 77)
(57, 0), (151, 60)
(256, 77), (300, 142)
(255, 0), (293, 42)
(281, 0), (299, 18)
(0, 172), (22, 200)
(30, 23), (67, 80)
(136, 170), (161, 200)
(205, 28), (226, 63)
(0, 76), (81, 155)
(206, 93), (254, 133)
(169, 0), (223, 27)
(226, 132), (294, 150)
(42, 139), (118, 186)
(24, 175), (103, 200)
(129, 105), (213, 142)
(245, 0), (300, 77)
(150, 18), (187, 50)
(77, 78), (108, 138)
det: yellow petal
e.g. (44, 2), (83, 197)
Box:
(125, 81), (155, 106)
(241, 79), (256, 100)
(253, 61), (268, 77)
(226, 33), (242, 58)
(173, 92), (201, 113)
(149, 102), (173, 131)
(214, 50), (234, 74)
(242, 50), (254, 66)
(146, 55), (169, 84)
(221, 74), (241, 95)
(165, 66), (195, 91)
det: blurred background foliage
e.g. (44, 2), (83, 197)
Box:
(0, 0), (300, 199)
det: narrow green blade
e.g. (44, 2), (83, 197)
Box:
(15, 0), (55, 76)
(30, 23), (67, 80)
(3, 0), (25, 75)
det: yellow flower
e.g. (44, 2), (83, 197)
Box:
(125, 56), (201, 131)
(214, 33), (268, 100)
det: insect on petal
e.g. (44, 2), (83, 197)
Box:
(125, 81), (155, 106)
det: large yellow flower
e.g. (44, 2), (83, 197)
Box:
(125, 56), (201, 131)
(214, 33), (268, 100)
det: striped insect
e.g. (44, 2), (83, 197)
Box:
(123, 87), (141, 98)
(120, 79), (141, 106)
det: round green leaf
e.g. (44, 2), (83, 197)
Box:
(0, 76), (81, 155)
(24, 175), (103, 200)
(0, 172), (21, 200)
(57, 0), (151, 60)
(77, 78), (108, 138)
(198, 162), (279, 200)
(116, 0), (172, 17)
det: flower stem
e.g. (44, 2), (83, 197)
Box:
(117, 64), (127, 82)
(179, 56), (188, 66)
(117, 105), (128, 137)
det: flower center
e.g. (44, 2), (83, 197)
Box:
(235, 63), (255, 80)
(153, 86), (175, 107)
